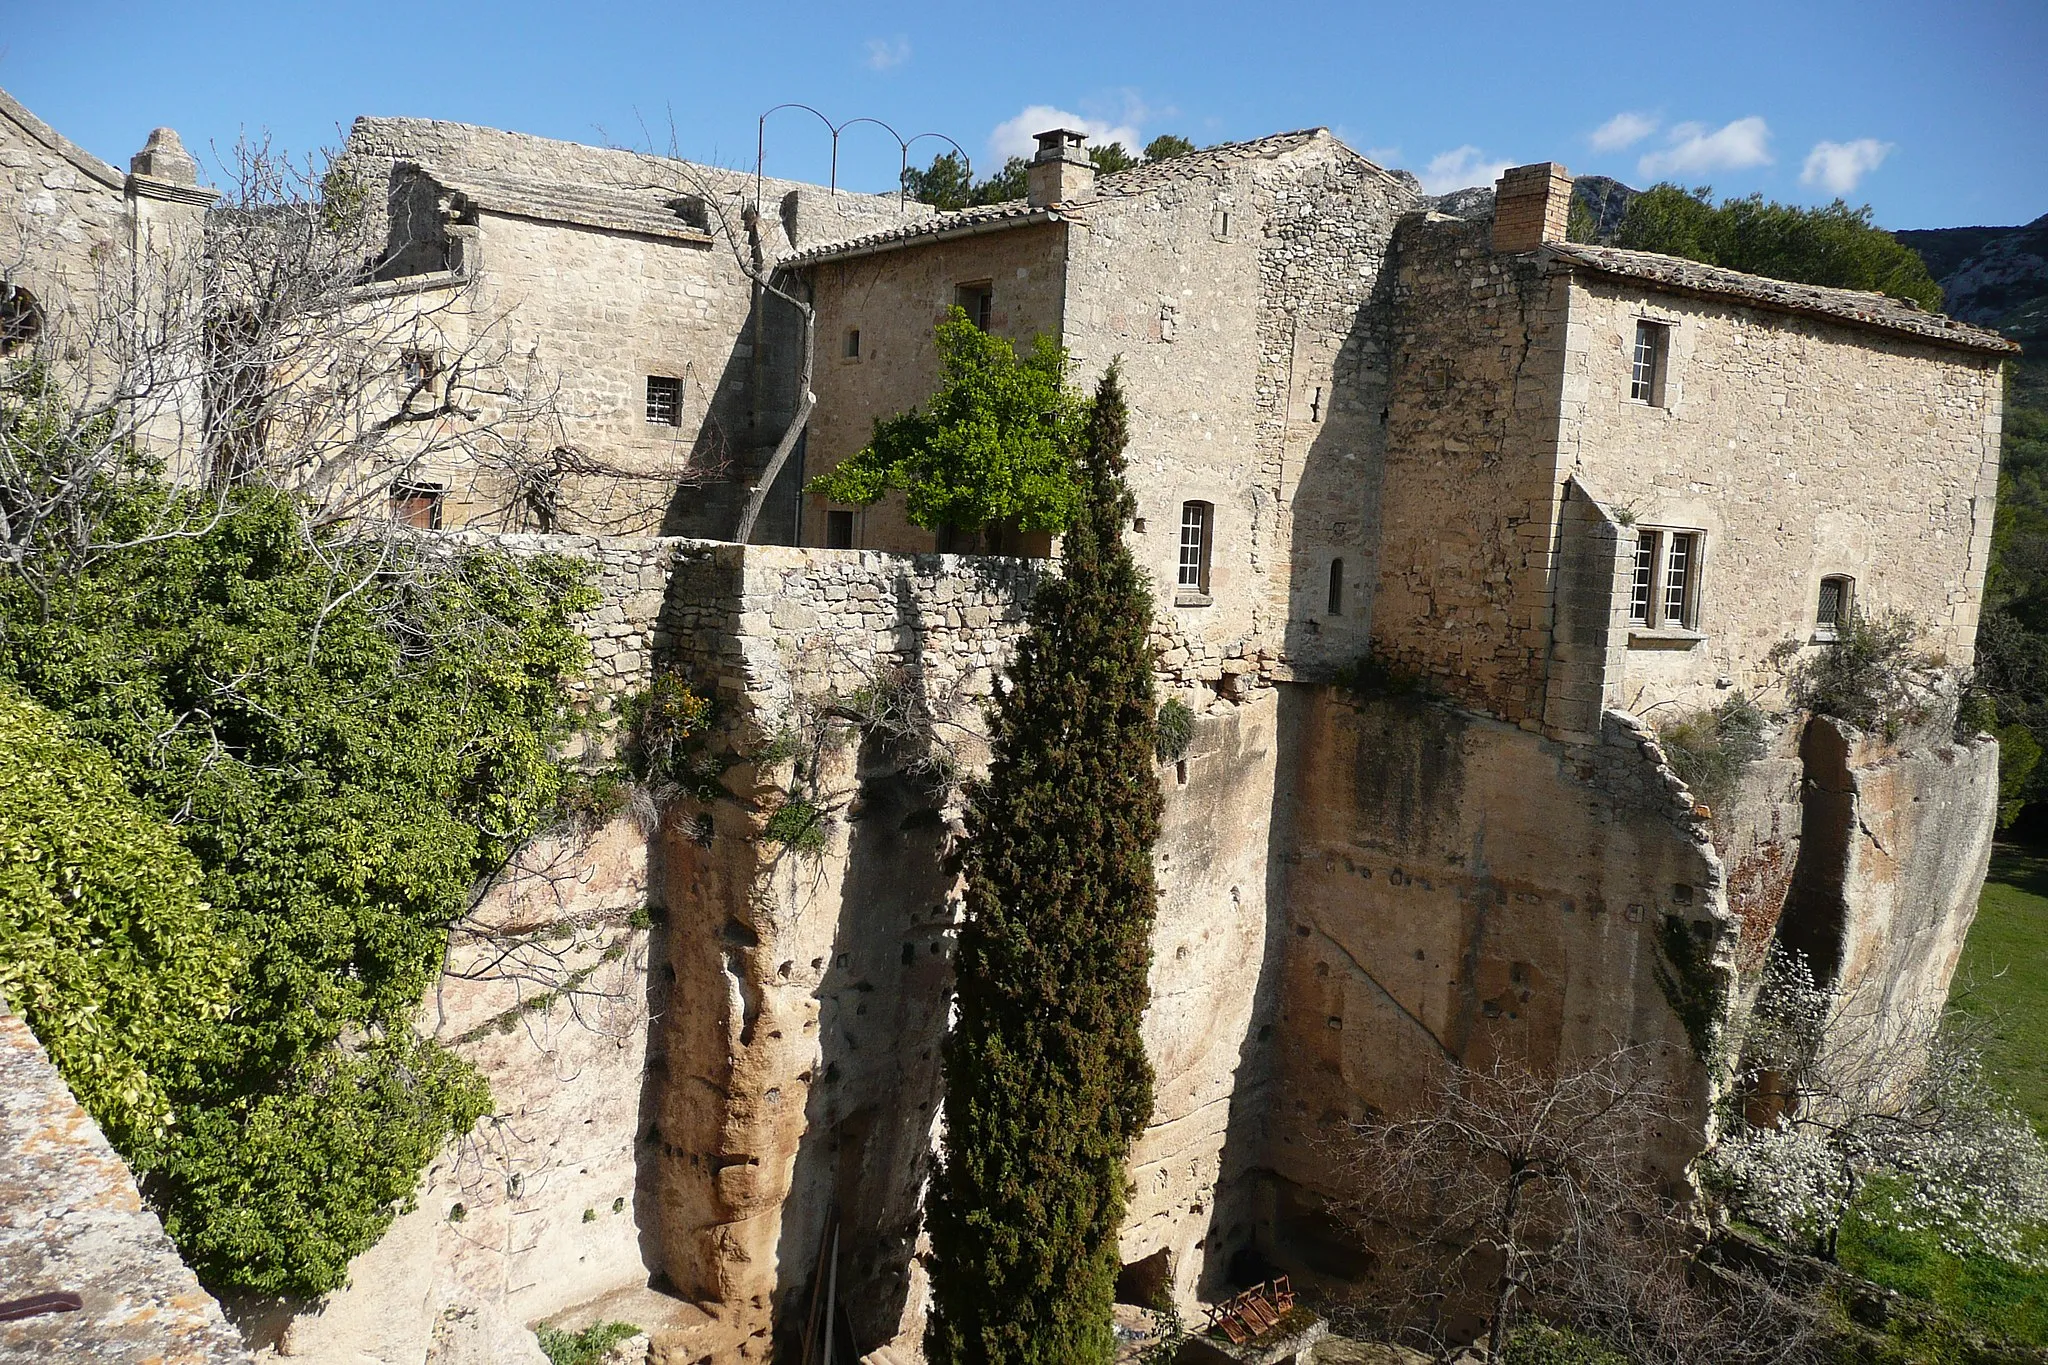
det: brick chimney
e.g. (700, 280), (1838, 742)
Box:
(1026, 129), (1095, 208)
(1491, 162), (1573, 253)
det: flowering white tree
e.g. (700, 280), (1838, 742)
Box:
(1708, 949), (2048, 1268)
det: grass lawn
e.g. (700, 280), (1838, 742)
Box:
(1949, 843), (2048, 1133)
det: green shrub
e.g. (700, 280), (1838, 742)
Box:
(1657, 692), (1769, 815)
(763, 796), (828, 854)
(534, 1320), (641, 1365)
(1500, 1323), (1627, 1365)
(620, 673), (714, 784)
(1785, 609), (1931, 738)
(0, 690), (235, 1159)
(1155, 698), (1195, 763)
(0, 476), (593, 1295)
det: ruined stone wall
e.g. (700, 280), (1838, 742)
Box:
(1262, 688), (1728, 1280)
(1375, 216), (1574, 725)
(1560, 275), (2006, 714)
(803, 222), (1070, 553)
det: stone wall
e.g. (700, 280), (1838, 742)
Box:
(0, 1001), (248, 1364)
(803, 221), (1070, 553)
(340, 118), (929, 541)
(1560, 274), (2006, 714)
(0, 86), (127, 348)
(1374, 215), (1573, 724)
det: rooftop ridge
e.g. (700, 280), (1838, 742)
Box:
(1541, 239), (2019, 356)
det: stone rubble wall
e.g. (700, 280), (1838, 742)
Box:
(0, 88), (127, 344)
(0, 1001), (249, 1365)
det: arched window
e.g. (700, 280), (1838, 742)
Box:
(1328, 558), (1345, 616)
(0, 285), (43, 358)
(1816, 575), (1854, 641)
(1177, 501), (1213, 597)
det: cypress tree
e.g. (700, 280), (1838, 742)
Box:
(925, 366), (1162, 1364)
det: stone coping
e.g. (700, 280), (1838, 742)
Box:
(1542, 240), (2020, 356)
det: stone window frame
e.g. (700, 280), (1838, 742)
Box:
(954, 281), (994, 332)
(645, 374), (683, 427)
(1176, 500), (1214, 605)
(1629, 319), (1673, 407)
(1814, 574), (1855, 642)
(1327, 558), (1345, 616)
(843, 327), (861, 361)
(0, 284), (43, 358)
(389, 480), (445, 530)
(1627, 525), (1706, 643)
(825, 508), (856, 550)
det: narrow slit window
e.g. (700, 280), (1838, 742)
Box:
(1630, 531), (1659, 624)
(826, 509), (855, 550)
(844, 328), (861, 359)
(1816, 575), (1853, 640)
(1178, 501), (1213, 596)
(1328, 558), (1345, 615)
(645, 375), (682, 426)
(1630, 321), (1670, 405)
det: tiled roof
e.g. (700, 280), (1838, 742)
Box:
(1542, 241), (2019, 356)
(785, 128), (1375, 267)
(413, 164), (712, 242)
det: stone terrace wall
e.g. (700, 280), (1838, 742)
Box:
(0, 1001), (248, 1365)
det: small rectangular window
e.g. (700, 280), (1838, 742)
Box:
(1630, 527), (1703, 630)
(1630, 321), (1670, 405)
(1178, 501), (1213, 596)
(399, 349), (439, 386)
(1328, 558), (1345, 615)
(826, 509), (855, 550)
(954, 282), (993, 331)
(645, 375), (682, 426)
(844, 328), (861, 359)
(390, 482), (444, 530)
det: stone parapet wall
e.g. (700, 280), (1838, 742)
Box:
(0, 1002), (248, 1364)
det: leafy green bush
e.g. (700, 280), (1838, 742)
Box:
(534, 1320), (641, 1365)
(806, 308), (1084, 536)
(1657, 692), (1768, 815)
(1154, 698), (1195, 763)
(0, 690), (234, 1159)
(0, 478), (594, 1295)
(763, 796), (828, 853)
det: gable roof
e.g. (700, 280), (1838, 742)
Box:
(1542, 241), (2019, 356)
(784, 128), (1395, 268)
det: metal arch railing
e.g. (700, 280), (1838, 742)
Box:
(755, 105), (971, 207)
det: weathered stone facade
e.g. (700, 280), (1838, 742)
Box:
(0, 89), (2022, 1365)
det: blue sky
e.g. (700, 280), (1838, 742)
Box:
(2, 0), (2042, 230)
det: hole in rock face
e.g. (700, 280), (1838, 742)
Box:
(1115, 1248), (1174, 1307)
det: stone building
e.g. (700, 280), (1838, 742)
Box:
(0, 89), (2021, 1365)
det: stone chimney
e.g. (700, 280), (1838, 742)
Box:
(1026, 129), (1095, 208)
(1491, 162), (1573, 253)
(129, 127), (199, 186)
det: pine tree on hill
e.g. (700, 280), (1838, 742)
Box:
(924, 366), (1163, 1365)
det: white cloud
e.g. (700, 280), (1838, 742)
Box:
(1417, 145), (1513, 195)
(863, 36), (911, 72)
(1590, 111), (1658, 153)
(1801, 138), (1893, 196)
(987, 105), (1143, 163)
(1636, 116), (1773, 179)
